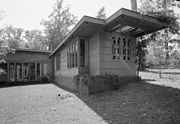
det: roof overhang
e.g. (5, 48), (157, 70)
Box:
(50, 16), (105, 57)
(105, 8), (168, 36)
(50, 8), (168, 57)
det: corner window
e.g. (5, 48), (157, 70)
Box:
(67, 40), (78, 68)
(80, 39), (85, 67)
(56, 52), (60, 70)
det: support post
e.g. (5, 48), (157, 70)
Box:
(7, 61), (9, 82)
(14, 62), (17, 82)
(35, 63), (37, 81)
(77, 38), (80, 68)
(21, 62), (23, 81)
(40, 63), (42, 81)
(28, 62), (31, 81)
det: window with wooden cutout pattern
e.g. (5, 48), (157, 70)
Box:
(112, 37), (121, 60)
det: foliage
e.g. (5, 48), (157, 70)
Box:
(146, 42), (168, 68)
(41, 0), (77, 50)
(96, 7), (106, 20)
(41, 75), (51, 83)
(136, 38), (147, 76)
(0, 25), (25, 49)
(137, 0), (180, 69)
(169, 49), (180, 68)
(24, 30), (48, 50)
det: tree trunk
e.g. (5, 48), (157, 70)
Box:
(137, 48), (142, 78)
(158, 69), (162, 78)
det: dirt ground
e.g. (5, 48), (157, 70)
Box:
(0, 69), (180, 124)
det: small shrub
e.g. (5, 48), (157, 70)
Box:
(41, 76), (50, 82)
(73, 75), (81, 90)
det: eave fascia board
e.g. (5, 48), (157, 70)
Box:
(50, 16), (105, 57)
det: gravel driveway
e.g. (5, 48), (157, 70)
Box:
(0, 74), (180, 124)
(0, 84), (106, 124)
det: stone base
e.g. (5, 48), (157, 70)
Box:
(73, 75), (138, 95)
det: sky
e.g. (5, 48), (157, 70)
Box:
(0, 0), (179, 30)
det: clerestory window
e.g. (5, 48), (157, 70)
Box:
(67, 40), (78, 68)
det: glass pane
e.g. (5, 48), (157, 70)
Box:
(118, 38), (120, 45)
(23, 63), (29, 81)
(123, 48), (126, 55)
(75, 41), (78, 51)
(128, 39), (130, 46)
(123, 38), (126, 46)
(10, 63), (15, 81)
(16, 63), (22, 81)
(80, 39), (85, 67)
(29, 63), (35, 80)
(37, 63), (40, 80)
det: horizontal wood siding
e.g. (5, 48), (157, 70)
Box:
(54, 46), (78, 91)
(89, 33), (100, 75)
(99, 32), (136, 77)
(6, 52), (50, 63)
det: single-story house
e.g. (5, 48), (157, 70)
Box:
(0, 49), (52, 83)
(50, 8), (167, 91)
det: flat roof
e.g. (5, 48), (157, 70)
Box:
(15, 49), (52, 54)
(50, 8), (168, 57)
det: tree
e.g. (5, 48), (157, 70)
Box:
(24, 30), (48, 50)
(96, 7), (106, 19)
(137, 0), (180, 71)
(41, 0), (78, 50)
(0, 11), (10, 57)
(0, 25), (26, 50)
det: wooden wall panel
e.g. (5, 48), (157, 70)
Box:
(101, 68), (136, 77)
(99, 32), (137, 77)
(6, 52), (50, 62)
(55, 68), (78, 77)
(89, 33), (100, 75)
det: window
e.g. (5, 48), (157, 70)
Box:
(123, 38), (131, 60)
(67, 40), (78, 68)
(112, 36), (131, 60)
(67, 46), (70, 68)
(9, 63), (15, 81)
(80, 39), (85, 67)
(112, 37), (121, 60)
(56, 52), (60, 70)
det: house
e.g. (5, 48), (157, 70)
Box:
(0, 49), (52, 83)
(50, 8), (167, 91)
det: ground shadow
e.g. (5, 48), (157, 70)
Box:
(76, 80), (180, 124)
(143, 79), (156, 82)
(0, 81), (51, 88)
(53, 82), (75, 94)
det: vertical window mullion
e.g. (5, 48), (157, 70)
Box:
(75, 41), (78, 67)
(67, 46), (69, 68)
(123, 38), (126, 60)
(74, 42), (76, 67)
(127, 39), (131, 60)
(59, 52), (61, 70)
(70, 45), (72, 68)
(112, 37), (116, 59)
